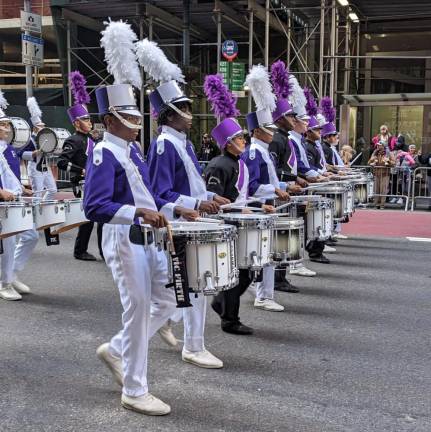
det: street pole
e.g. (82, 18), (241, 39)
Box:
(24, 0), (33, 99)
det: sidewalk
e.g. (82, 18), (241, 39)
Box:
(341, 208), (431, 239)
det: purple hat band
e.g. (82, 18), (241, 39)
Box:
(211, 118), (243, 149)
(272, 98), (294, 122)
(321, 121), (337, 137)
(67, 104), (89, 123)
(307, 116), (321, 131)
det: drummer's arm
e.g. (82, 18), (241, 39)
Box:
(57, 139), (84, 174)
(245, 156), (275, 199)
(16, 138), (37, 161)
(83, 148), (135, 225)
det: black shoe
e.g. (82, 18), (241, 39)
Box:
(211, 301), (222, 317)
(74, 252), (97, 261)
(326, 239), (337, 247)
(274, 280), (300, 293)
(222, 322), (254, 335)
(309, 254), (331, 264)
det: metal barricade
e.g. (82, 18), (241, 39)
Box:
(368, 166), (411, 211)
(410, 167), (431, 211)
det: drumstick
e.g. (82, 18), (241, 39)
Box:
(196, 217), (222, 223)
(274, 202), (294, 212)
(220, 198), (261, 209)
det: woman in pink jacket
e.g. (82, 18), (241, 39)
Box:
(372, 125), (398, 154)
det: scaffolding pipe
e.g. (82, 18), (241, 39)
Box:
(183, 0), (190, 66)
(248, 9), (254, 113)
(329, 0), (336, 102)
(24, 0), (33, 99)
(148, 17), (154, 141)
(265, 0), (270, 67)
(216, 11), (222, 73)
(319, 0), (325, 98)
(139, 18), (145, 150)
(344, 19), (350, 95)
(356, 23), (360, 91)
(66, 20), (71, 105)
(287, 10), (291, 65)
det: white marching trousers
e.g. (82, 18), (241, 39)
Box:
(102, 224), (177, 397)
(255, 265), (275, 300)
(29, 170), (57, 200)
(334, 222), (342, 234)
(1, 229), (39, 284)
(182, 295), (206, 352)
(13, 228), (39, 275)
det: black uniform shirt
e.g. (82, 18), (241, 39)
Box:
(321, 140), (334, 165)
(269, 129), (297, 182)
(306, 139), (324, 171)
(204, 151), (241, 202)
(57, 131), (91, 185)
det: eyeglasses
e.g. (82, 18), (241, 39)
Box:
(121, 114), (142, 125)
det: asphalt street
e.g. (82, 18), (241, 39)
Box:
(0, 231), (430, 432)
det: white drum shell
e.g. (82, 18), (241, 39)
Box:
(7, 117), (31, 150)
(169, 222), (238, 294)
(311, 187), (347, 222)
(34, 201), (66, 230)
(37, 127), (71, 154)
(51, 199), (89, 234)
(272, 217), (305, 264)
(0, 202), (34, 238)
(305, 201), (334, 241)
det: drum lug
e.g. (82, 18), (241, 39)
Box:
(203, 271), (216, 295)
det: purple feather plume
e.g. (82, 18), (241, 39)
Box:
(320, 96), (336, 123)
(303, 87), (318, 116)
(270, 60), (292, 99)
(69, 71), (90, 105)
(204, 74), (239, 119)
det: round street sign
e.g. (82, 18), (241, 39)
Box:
(222, 40), (238, 61)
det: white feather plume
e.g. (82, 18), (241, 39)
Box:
(27, 97), (42, 119)
(245, 65), (276, 112)
(135, 38), (185, 84)
(100, 19), (142, 89)
(316, 113), (327, 126)
(288, 74), (306, 111)
(0, 89), (8, 110)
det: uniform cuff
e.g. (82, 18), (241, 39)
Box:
(110, 205), (136, 225)
(174, 194), (197, 210)
(159, 202), (176, 221)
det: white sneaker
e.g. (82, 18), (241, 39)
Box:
(289, 265), (316, 277)
(0, 284), (22, 301)
(158, 320), (178, 348)
(324, 245), (336, 253)
(12, 279), (31, 294)
(397, 198), (404, 205)
(96, 343), (123, 386)
(182, 349), (223, 369)
(333, 233), (348, 240)
(121, 393), (171, 416)
(254, 298), (285, 312)
(389, 198), (397, 204)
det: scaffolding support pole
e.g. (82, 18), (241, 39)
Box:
(66, 20), (71, 105)
(356, 23), (360, 91)
(265, 0), (270, 67)
(344, 19), (350, 96)
(248, 8), (253, 113)
(287, 10), (291, 65)
(24, 0), (33, 99)
(318, 0), (325, 98)
(329, 0), (336, 102)
(148, 17), (154, 141)
(216, 11), (222, 73)
(139, 18), (145, 151)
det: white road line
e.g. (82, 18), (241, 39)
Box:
(406, 237), (431, 242)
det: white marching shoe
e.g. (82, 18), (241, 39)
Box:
(323, 245), (336, 253)
(289, 264), (316, 277)
(121, 393), (171, 416)
(182, 349), (223, 369)
(96, 343), (124, 386)
(0, 284), (22, 301)
(254, 298), (285, 312)
(12, 279), (31, 294)
(158, 320), (179, 348)
(333, 233), (348, 240)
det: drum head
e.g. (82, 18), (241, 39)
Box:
(36, 127), (58, 153)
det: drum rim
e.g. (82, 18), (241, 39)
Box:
(36, 127), (59, 153)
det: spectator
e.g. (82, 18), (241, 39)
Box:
(393, 144), (417, 205)
(418, 148), (431, 208)
(388, 142), (405, 203)
(372, 125), (397, 154)
(396, 133), (408, 151)
(197, 133), (220, 167)
(340, 145), (355, 166)
(368, 142), (395, 209)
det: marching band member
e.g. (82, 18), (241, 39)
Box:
(58, 71), (102, 261)
(17, 97), (57, 200)
(203, 74), (259, 334)
(241, 65), (287, 312)
(138, 38), (226, 368)
(84, 21), (197, 415)
(0, 90), (37, 300)
(269, 61), (316, 280)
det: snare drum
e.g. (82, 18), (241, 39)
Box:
(36, 127), (71, 154)
(351, 175), (370, 205)
(5, 117), (31, 150)
(51, 199), (89, 234)
(219, 213), (274, 270)
(311, 186), (347, 222)
(0, 202), (34, 239)
(33, 200), (66, 231)
(289, 196), (334, 241)
(169, 222), (238, 295)
(272, 217), (305, 264)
